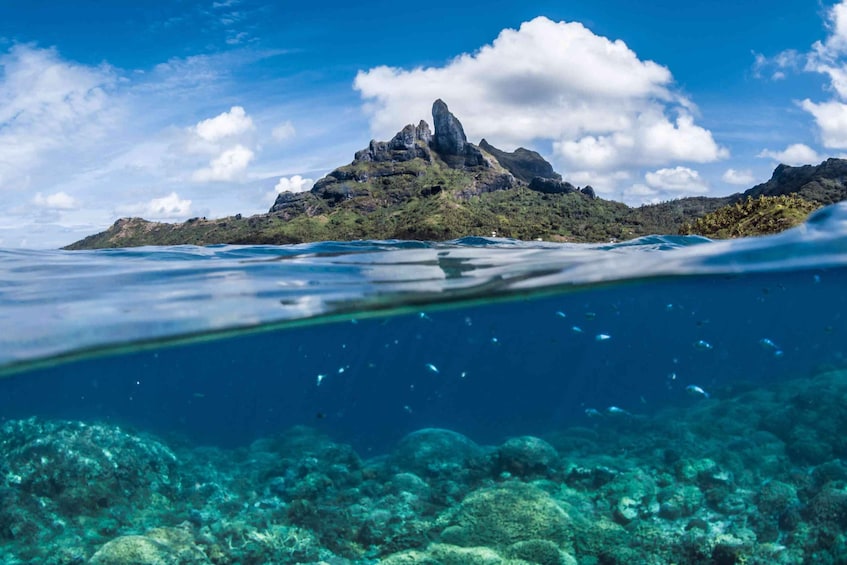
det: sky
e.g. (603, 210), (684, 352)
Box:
(0, 0), (845, 247)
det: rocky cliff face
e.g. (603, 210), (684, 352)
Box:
(431, 99), (487, 168)
(354, 121), (433, 163)
(743, 158), (847, 204)
(478, 139), (560, 183)
(269, 99), (592, 216)
(271, 99), (538, 216)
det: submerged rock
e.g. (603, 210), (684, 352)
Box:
(391, 428), (487, 480)
(504, 539), (577, 565)
(88, 526), (209, 565)
(439, 483), (571, 547)
(0, 418), (178, 517)
(493, 436), (561, 479)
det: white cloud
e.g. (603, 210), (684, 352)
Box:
(793, 2), (847, 149)
(272, 121), (296, 142)
(0, 45), (304, 247)
(626, 184), (659, 197)
(32, 191), (79, 210)
(192, 144), (254, 182)
(567, 170), (631, 195)
(553, 112), (726, 170)
(354, 16), (726, 185)
(722, 168), (756, 186)
(757, 143), (821, 165)
(807, 1), (847, 98)
(644, 166), (708, 193)
(194, 106), (254, 142)
(117, 192), (192, 220)
(0, 45), (117, 191)
(800, 99), (847, 148)
(274, 175), (313, 193)
(753, 49), (803, 80)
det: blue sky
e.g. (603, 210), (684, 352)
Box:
(0, 0), (844, 247)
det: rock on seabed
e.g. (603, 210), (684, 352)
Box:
(2, 371), (847, 563)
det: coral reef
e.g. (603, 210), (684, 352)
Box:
(2, 371), (847, 563)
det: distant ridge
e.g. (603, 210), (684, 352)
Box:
(742, 158), (847, 204)
(64, 102), (847, 249)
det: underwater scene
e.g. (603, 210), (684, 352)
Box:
(2, 205), (847, 564)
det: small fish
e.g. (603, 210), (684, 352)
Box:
(607, 406), (631, 417)
(774, 350), (785, 358)
(759, 338), (779, 349)
(694, 339), (713, 350)
(571, 326), (584, 333)
(584, 312), (597, 320)
(316, 374), (326, 386)
(595, 333), (611, 341)
(490, 337), (499, 344)
(418, 312), (432, 321)
(555, 311), (567, 318)
(667, 372), (677, 381)
(425, 363), (440, 374)
(814, 274), (821, 283)
(584, 408), (603, 418)
(460, 371), (467, 378)
(685, 384), (710, 399)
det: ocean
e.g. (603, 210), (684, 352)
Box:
(1, 204), (847, 564)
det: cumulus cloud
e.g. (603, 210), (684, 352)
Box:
(32, 191), (79, 210)
(722, 168), (756, 186)
(117, 192), (192, 220)
(626, 184), (659, 198)
(644, 166), (708, 193)
(800, 99), (847, 148)
(272, 121), (296, 142)
(567, 170), (631, 195)
(274, 175), (313, 193)
(0, 45), (116, 191)
(554, 112), (726, 170)
(807, 1), (847, 98)
(785, 1), (847, 150)
(354, 16), (726, 187)
(192, 144), (254, 182)
(194, 106), (254, 142)
(187, 107), (259, 183)
(757, 143), (821, 165)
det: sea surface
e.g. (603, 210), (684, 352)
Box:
(1, 205), (847, 564)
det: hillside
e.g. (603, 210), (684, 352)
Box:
(65, 101), (846, 249)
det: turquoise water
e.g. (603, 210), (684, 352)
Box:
(1, 204), (847, 563)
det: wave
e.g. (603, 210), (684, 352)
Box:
(1, 203), (846, 373)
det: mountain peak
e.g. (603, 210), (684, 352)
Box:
(430, 99), (486, 168)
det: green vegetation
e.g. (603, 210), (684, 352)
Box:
(679, 194), (822, 239)
(66, 187), (735, 249)
(65, 145), (847, 249)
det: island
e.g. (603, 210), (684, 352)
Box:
(65, 100), (847, 249)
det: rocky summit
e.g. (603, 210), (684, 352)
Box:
(65, 102), (847, 249)
(269, 99), (560, 220)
